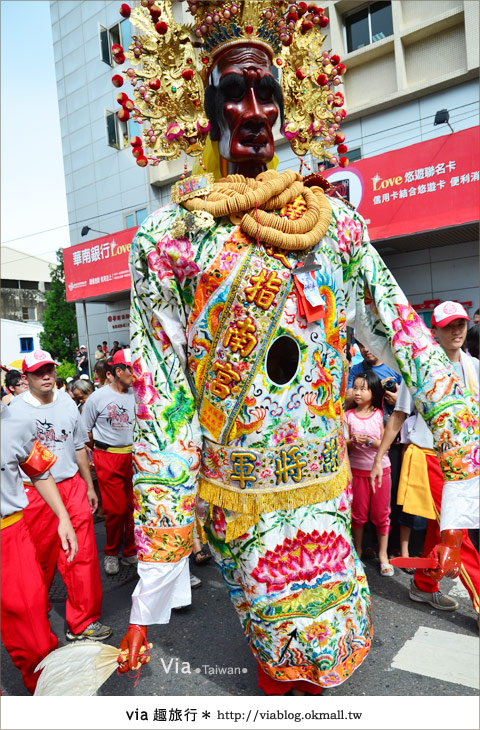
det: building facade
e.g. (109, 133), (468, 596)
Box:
(50, 0), (479, 360)
(0, 246), (51, 366)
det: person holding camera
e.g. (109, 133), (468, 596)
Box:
(345, 343), (401, 414)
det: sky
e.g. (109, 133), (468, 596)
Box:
(1, 0), (68, 264)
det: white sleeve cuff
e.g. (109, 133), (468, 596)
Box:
(130, 557), (191, 625)
(440, 477), (479, 531)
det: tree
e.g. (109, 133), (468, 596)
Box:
(39, 248), (78, 361)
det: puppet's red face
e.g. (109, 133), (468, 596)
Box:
(212, 46), (279, 170)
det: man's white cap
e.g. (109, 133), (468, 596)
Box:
(80, 344), (86, 349)
(22, 350), (59, 373)
(431, 301), (470, 328)
(79, 374), (90, 380)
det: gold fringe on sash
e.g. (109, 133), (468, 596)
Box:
(198, 460), (350, 541)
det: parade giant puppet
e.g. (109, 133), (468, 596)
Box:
(115, 0), (479, 693)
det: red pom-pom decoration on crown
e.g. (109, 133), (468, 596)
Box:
(119, 4), (131, 18)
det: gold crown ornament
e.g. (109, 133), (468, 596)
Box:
(113, 1), (349, 172)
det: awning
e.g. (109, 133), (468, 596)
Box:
(324, 126), (479, 241)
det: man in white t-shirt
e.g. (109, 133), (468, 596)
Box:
(82, 349), (136, 576)
(10, 349), (111, 642)
(1, 404), (77, 693)
(371, 302), (479, 616)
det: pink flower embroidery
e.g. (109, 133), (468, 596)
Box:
(272, 420), (300, 446)
(132, 357), (160, 408)
(212, 507), (226, 539)
(180, 495), (196, 514)
(456, 409), (477, 431)
(336, 217), (362, 258)
(251, 529), (350, 592)
(303, 620), (334, 646)
(134, 526), (151, 555)
(136, 403), (154, 420)
(392, 303), (434, 359)
(467, 443), (480, 474)
(148, 236), (199, 284)
(231, 302), (246, 319)
(219, 249), (241, 272)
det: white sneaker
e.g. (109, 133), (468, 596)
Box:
(104, 555), (120, 575)
(121, 555), (138, 567)
(190, 573), (202, 589)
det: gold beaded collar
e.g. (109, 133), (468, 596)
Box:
(182, 169), (332, 251)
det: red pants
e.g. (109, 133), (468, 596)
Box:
(413, 453), (479, 612)
(257, 663), (322, 695)
(93, 450), (136, 557)
(351, 468), (391, 535)
(1, 518), (58, 694)
(23, 471), (102, 634)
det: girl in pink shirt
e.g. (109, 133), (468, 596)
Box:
(344, 371), (393, 576)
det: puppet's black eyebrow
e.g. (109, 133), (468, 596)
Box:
(218, 73), (246, 95)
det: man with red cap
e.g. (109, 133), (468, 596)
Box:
(82, 349), (137, 576)
(371, 302), (479, 619)
(9, 349), (110, 642)
(1, 402), (77, 693)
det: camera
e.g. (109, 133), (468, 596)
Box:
(383, 378), (398, 393)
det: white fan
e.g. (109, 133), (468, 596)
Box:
(34, 641), (150, 696)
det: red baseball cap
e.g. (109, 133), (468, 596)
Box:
(431, 301), (470, 328)
(22, 349), (59, 373)
(110, 348), (131, 367)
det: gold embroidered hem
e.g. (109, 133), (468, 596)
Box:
(198, 458), (349, 541)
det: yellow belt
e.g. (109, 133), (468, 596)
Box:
(96, 445), (132, 454)
(1, 511), (23, 530)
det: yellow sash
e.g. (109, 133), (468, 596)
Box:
(397, 444), (437, 520)
(96, 445), (132, 454)
(1, 511), (23, 530)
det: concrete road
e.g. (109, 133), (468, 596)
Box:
(2, 519), (478, 697)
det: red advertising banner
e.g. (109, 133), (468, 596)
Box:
(324, 126), (479, 241)
(63, 227), (137, 302)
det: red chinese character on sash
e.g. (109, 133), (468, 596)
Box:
(223, 316), (258, 357)
(244, 269), (282, 310)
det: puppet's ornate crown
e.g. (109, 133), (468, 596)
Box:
(113, 1), (349, 169)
